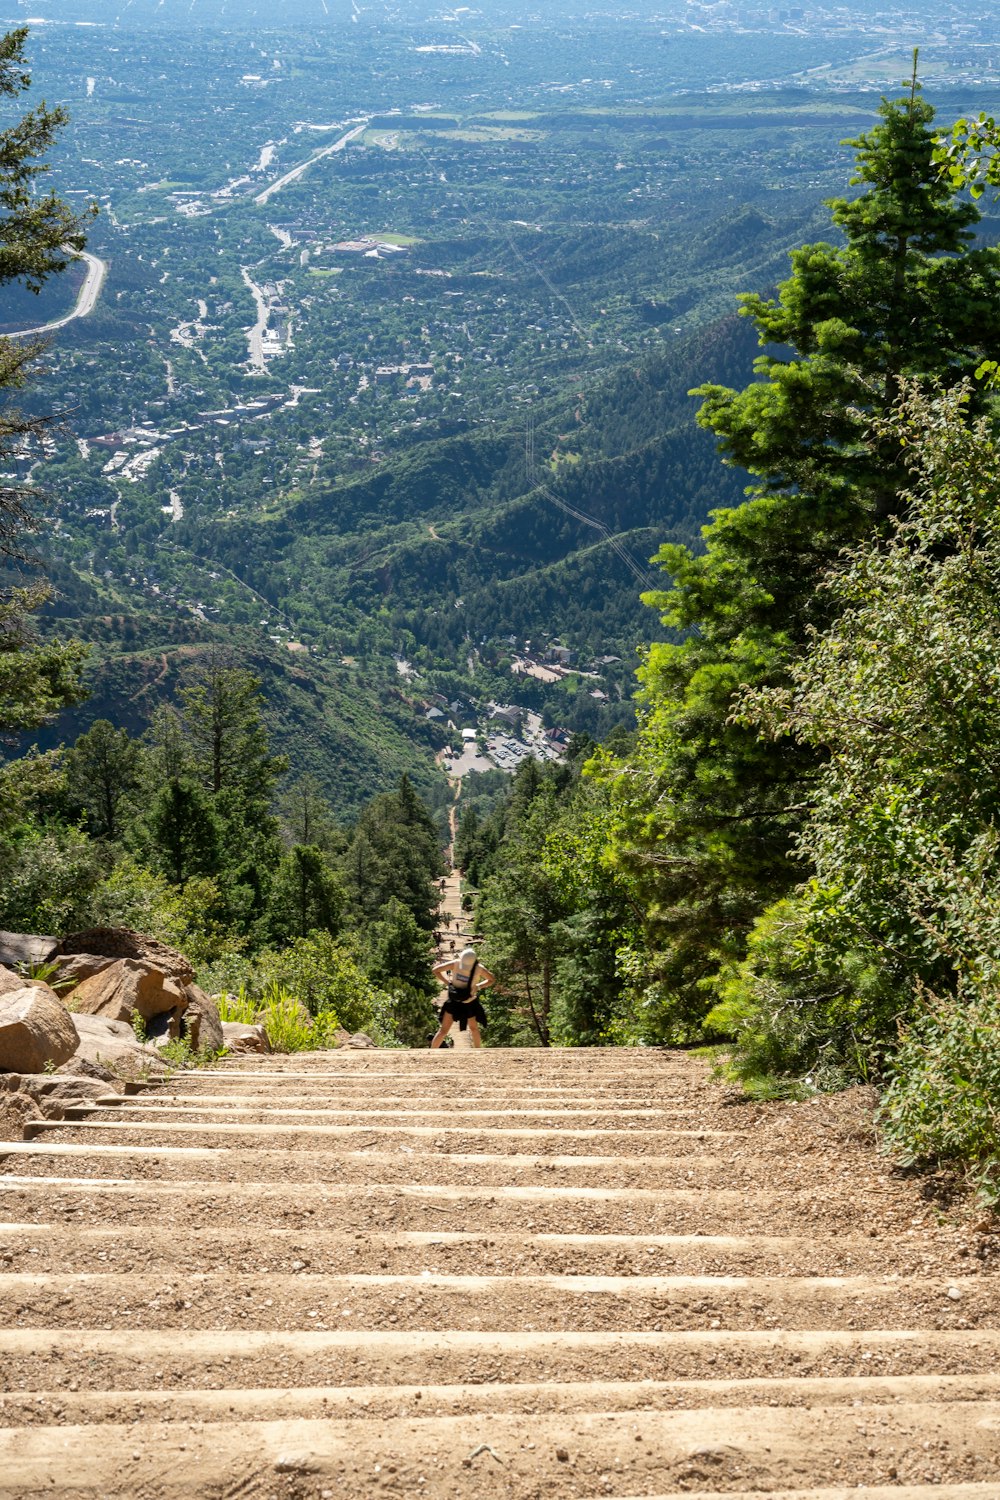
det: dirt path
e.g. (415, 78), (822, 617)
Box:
(433, 862), (478, 1051)
(1, 1050), (999, 1498)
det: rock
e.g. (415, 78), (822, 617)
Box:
(56, 927), (195, 986)
(347, 1033), (377, 1050)
(7, 1074), (116, 1116)
(333, 1028), (352, 1048)
(0, 965), (24, 997)
(222, 1021), (272, 1054)
(57, 1054), (116, 1084)
(0, 930), (58, 970)
(27, 1075), (115, 1106)
(52, 953), (115, 990)
(70, 960), (188, 1025)
(183, 984), (224, 1053)
(0, 1078), (43, 1140)
(69, 1013), (167, 1078)
(0, 983), (78, 1074)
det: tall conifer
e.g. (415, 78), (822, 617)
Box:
(604, 74), (1000, 1037)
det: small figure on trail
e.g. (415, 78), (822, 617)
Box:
(430, 947), (495, 1049)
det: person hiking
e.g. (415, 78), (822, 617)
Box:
(430, 946), (495, 1048)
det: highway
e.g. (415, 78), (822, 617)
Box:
(11, 251), (108, 338)
(254, 120), (368, 206)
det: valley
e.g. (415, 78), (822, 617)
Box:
(6, 2), (1000, 812)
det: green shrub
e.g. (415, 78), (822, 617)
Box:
(879, 990), (1000, 1201)
(86, 855), (241, 970)
(217, 983), (339, 1052)
(254, 931), (379, 1031)
(706, 896), (897, 1094)
(0, 823), (106, 934)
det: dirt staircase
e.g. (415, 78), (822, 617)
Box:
(1, 1047), (1000, 1499)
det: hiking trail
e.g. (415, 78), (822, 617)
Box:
(1, 1047), (999, 1497)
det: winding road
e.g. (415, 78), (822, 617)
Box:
(9, 251), (108, 338)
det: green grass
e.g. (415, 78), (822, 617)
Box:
(218, 983), (345, 1053)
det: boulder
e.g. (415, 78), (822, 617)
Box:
(0, 965), (24, 998)
(183, 984), (224, 1053)
(70, 960), (188, 1026)
(222, 1021), (272, 1054)
(0, 1078), (42, 1140)
(69, 1013), (167, 1077)
(57, 1054), (116, 1084)
(37, 1075), (116, 1106)
(9, 1074), (116, 1114)
(347, 1033), (378, 1050)
(52, 953), (115, 990)
(56, 927), (195, 986)
(0, 983), (78, 1074)
(0, 930), (58, 970)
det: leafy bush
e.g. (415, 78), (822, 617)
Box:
(86, 855), (241, 969)
(706, 896), (899, 1094)
(729, 385), (1000, 1100)
(0, 822), (107, 934)
(254, 931), (382, 1033)
(879, 991), (1000, 1202)
(217, 983), (345, 1053)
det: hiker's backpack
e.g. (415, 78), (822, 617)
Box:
(448, 961), (478, 1005)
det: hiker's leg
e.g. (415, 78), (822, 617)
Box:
(431, 1013), (453, 1049)
(467, 1017), (483, 1048)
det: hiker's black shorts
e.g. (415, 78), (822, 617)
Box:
(439, 997), (488, 1032)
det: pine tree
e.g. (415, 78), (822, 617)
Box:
(0, 26), (93, 736)
(66, 719), (144, 841)
(145, 778), (222, 886)
(604, 74), (1000, 1038)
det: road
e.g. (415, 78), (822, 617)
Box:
(10, 251), (108, 337)
(241, 268), (270, 373)
(254, 120), (368, 206)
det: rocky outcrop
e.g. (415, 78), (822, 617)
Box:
(0, 983), (78, 1074)
(70, 1013), (167, 1077)
(57, 1054), (117, 1084)
(56, 928), (195, 986)
(183, 984), (224, 1053)
(0, 930), (58, 969)
(70, 960), (187, 1027)
(222, 1021), (272, 1054)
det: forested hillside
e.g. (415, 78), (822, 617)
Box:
(8, 11), (1000, 1203)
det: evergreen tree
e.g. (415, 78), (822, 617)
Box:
(144, 704), (195, 783)
(343, 775), (442, 931)
(279, 773), (342, 854)
(179, 664), (286, 804)
(178, 663), (286, 920)
(66, 719), (144, 842)
(267, 843), (344, 943)
(364, 896), (436, 995)
(0, 27), (92, 737)
(145, 777), (222, 886)
(603, 76), (1000, 1037)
